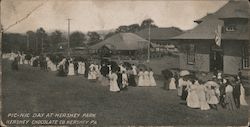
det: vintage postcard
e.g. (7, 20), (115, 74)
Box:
(0, 0), (249, 126)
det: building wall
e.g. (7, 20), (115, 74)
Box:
(179, 53), (209, 72)
(177, 40), (246, 75)
(178, 40), (210, 72)
(223, 55), (241, 75)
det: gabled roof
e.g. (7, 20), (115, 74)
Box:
(195, 0), (250, 23)
(174, 0), (250, 40)
(173, 15), (224, 40)
(90, 33), (149, 50)
(135, 27), (183, 41)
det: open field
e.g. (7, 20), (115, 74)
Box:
(1, 59), (249, 126)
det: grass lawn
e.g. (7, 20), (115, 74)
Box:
(1, 59), (249, 126)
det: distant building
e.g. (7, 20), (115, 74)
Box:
(135, 27), (183, 53)
(90, 32), (150, 58)
(172, 0), (250, 75)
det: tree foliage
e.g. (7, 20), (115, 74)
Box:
(70, 31), (86, 47)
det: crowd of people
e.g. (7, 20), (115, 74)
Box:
(165, 70), (248, 111)
(3, 52), (157, 93)
(3, 52), (248, 111)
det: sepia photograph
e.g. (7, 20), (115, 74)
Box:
(0, 0), (249, 126)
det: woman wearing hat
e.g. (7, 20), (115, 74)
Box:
(224, 79), (236, 111)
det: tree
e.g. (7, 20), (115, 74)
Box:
(140, 18), (158, 29)
(36, 27), (47, 53)
(2, 33), (26, 53)
(70, 31), (86, 47)
(50, 30), (63, 50)
(26, 30), (36, 52)
(128, 24), (140, 32)
(115, 25), (129, 33)
(87, 32), (101, 46)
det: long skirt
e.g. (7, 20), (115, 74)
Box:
(117, 73), (123, 89)
(186, 90), (200, 108)
(197, 91), (210, 110)
(240, 85), (248, 106)
(110, 80), (120, 92)
(225, 92), (236, 111)
(169, 78), (177, 90)
(128, 75), (137, 87)
(138, 77), (144, 86)
(177, 86), (182, 96)
(181, 86), (188, 100)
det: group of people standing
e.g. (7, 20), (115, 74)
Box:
(5, 52), (157, 93)
(108, 63), (157, 92)
(166, 70), (248, 111)
(4, 52), (247, 110)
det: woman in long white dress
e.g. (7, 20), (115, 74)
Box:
(186, 80), (200, 108)
(88, 63), (95, 79)
(138, 69), (144, 86)
(19, 54), (24, 64)
(240, 83), (248, 106)
(132, 64), (137, 75)
(196, 81), (210, 110)
(143, 69), (150, 86)
(178, 77), (185, 96)
(169, 77), (177, 90)
(122, 71), (128, 88)
(206, 85), (219, 109)
(149, 69), (156, 86)
(109, 71), (120, 92)
(68, 61), (75, 76)
(91, 67), (98, 80)
(77, 61), (82, 74)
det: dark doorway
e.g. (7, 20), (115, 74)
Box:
(210, 50), (223, 72)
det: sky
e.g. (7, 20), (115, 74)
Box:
(1, 0), (229, 33)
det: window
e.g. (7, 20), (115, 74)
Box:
(242, 46), (249, 69)
(225, 25), (236, 32)
(187, 44), (195, 65)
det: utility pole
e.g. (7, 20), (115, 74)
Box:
(67, 18), (71, 57)
(27, 34), (29, 51)
(147, 24), (151, 63)
(41, 36), (44, 54)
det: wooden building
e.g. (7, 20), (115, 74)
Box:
(172, 0), (250, 75)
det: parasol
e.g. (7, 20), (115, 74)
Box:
(180, 70), (190, 76)
(204, 81), (219, 87)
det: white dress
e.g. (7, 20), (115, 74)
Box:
(138, 71), (144, 86)
(77, 62), (82, 74)
(19, 55), (23, 64)
(206, 88), (219, 105)
(143, 71), (150, 86)
(68, 63), (75, 76)
(109, 73), (120, 92)
(240, 84), (248, 106)
(186, 84), (200, 108)
(88, 64), (95, 79)
(91, 70), (97, 80)
(9, 53), (15, 61)
(169, 78), (177, 90)
(149, 71), (156, 86)
(196, 85), (210, 110)
(50, 62), (57, 71)
(122, 73), (128, 87)
(47, 60), (57, 71)
(132, 65), (137, 75)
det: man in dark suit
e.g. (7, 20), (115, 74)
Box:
(233, 77), (241, 108)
